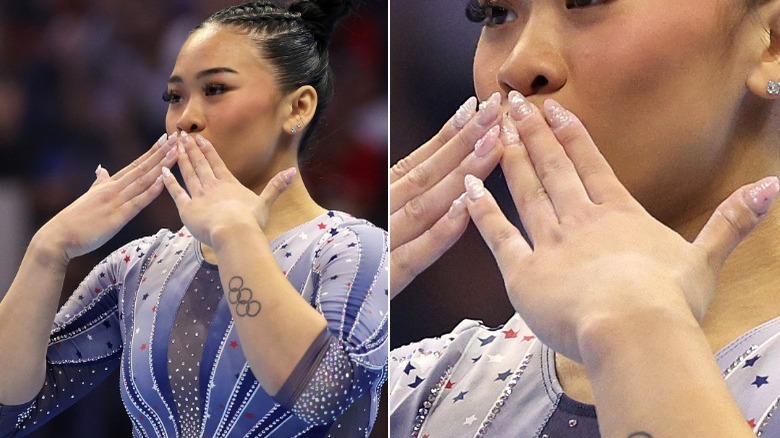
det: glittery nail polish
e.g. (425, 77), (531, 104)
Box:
(544, 99), (570, 129)
(500, 117), (520, 146)
(95, 164), (102, 176)
(281, 167), (298, 184)
(447, 193), (467, 219)
(743, 176), (780, 216)
(477, 92), (501, 126)
(474, 125), (500, 157)
(156, 133), (168, 147)
(465, 174), (486, 200)
(162, 166), (172, 177)
(508, 90), (535, 120)
(452, 97), (478, 129)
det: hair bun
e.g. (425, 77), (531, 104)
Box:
(289, 0), (357, 47)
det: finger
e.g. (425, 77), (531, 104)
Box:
(160, 166), (191, 210)
(176, 134), (203, 195)
(543, 100), (631, 204)
(390, 125), (503, 249)
(194, 134), (232, 179)
(390, 193), (470, 298)
(116, 171), (166, 218)
(180, 132), (217, 184)
(693, 176), (779, 269)
(258, 167), (297, 211)
(390, 93), (501, 212)
(114, 132), (176, 181)
(499, 115), (559, 246)
(91, 164), (111, 187)
(119, 145), (179, 201)
(464, 175), (532, 275)
(509, 92), (590, 216)
(390, 95), (479, 185)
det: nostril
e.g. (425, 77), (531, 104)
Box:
(531, 75), (548, 93)
(189, 124), (198, 132)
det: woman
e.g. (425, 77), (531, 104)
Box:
(390, 0), (779, 436)
(0, 1), (388, 437)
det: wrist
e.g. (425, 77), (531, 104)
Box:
(210, 220), (267, 253)
(29, 227), (71, 270)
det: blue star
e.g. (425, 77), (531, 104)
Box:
(330, 275), (338, 280)
(452, 390), (468, 403)
(76, 350), (82, 359)
(327, 211), (335, 217)
(281, 243), (288, 249)
(99, 272), (105, 278)
(142, 293), (149, 300)
(743, 356), (761, 368)
(285, 252), (292, 258)
(329, 228), (339, 236)
(408, 375), (424, 388)
(347, 242), (357, 248)
(495, 370), (512, 381)
(107, 342), (113, 349)
(329, 254), (338, 262)
(103, 320), (111, 328)
(478, 335), (496, 347)
(471, 355), (482, 363)
(752, 376), (769, 388)
(78, 295), (84, 301)
(403, 362), (416, 375)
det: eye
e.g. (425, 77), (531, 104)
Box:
(566, 0), (607, 8)
(465, 0), (517, 27)
(203, 82), (228, 96)
(162, 90), (182, 104)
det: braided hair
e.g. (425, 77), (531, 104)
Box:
(195, 0), (357, 154)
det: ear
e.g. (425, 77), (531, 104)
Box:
(283, 85), (318, 135)
(747, 3), (780, 99)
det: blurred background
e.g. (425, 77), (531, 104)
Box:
(0, 0), (387, 436)
(390, 2), (517, 349)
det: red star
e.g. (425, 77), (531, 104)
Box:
(124, 255), (131, 263)
(94, 288), (101, 293)
(140, 343), (147, 350)
(503, 329), (518, 339)
(138, 414), (145, 420)
(445, 380), (455, 389)
(153, 406), (158, 411)
(141, 277), (147, 283)
(230, 341), (238, 348)
(318, 222), (326, 229)
(422, 434), (429, 438)
(152, 305), (157, 313)
(522, 335), (536, 342)
(347, 282), (352, 287)
(178, 232), (185, 237)
(748, 419), (757, 428)
(112, 278), (117, 284)
(246, 413), (254, 420)
(121, 249), (126, 254)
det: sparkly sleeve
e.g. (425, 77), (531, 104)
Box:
(0, 235), (158, 437)
(276, 222), (388, 434)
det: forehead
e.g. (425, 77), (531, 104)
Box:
(172, 24), (274, 79)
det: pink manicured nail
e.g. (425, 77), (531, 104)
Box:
(180, 131), (190, 144)
(544, 99), (570, 129)
(165, 146), (177, 160)
(743, 176), (780, 216)
(474, 125), (500, 157)
(164, 131), (178, 149)
(95, 164), (102, 176)
(476, 92), (501, 126)
(500, 117), (520, 146)
(162, 166), (172, 178)
(155, 133), (168, 148)
(508, 90), (535, 120)
(281, 167), (298, 184)
(447, 193), (467, 219)
(452, 97), (478, 129)
(465, 174), (485, 200)
(195, 134), (207, 148)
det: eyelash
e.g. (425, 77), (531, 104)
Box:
(161, 82), (229, 104)
(465, 0), (607, 26)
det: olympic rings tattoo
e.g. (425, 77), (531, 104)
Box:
(228, 276), (261, 317)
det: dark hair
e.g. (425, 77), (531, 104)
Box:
(195, 0), (357, 155)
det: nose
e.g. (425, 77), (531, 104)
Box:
(496, 12), (567, 97)
(175, 100), (205, 134)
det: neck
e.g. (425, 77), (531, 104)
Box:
(260, 176), (327, 241)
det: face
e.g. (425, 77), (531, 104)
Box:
(473, 0), (769, 226)
(165, 24), (293, 190)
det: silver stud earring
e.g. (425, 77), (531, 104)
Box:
(768, 80), (780, 96)
(291, 126), (297, 134)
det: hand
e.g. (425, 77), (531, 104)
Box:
(390, 93), (505, 297)
(37, 133), (179, 265)
(160, 132), (295, 248)
(464, 92), (779, 363)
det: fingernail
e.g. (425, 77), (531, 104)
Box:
(180, 131), (190, 144)
(95, 164), (102, 176)
(281, 167), (298, 184)
(161, 166), (172, 178)
(156, 133), (168, 147)
(476, 92), (501, 126)
(508, 90), (535, 120)
(452, 96), (478, 129)
(743, 176), (780, 216)
(465, 174), (485, 200)
(164, 131), (178, 148)
(447, 193), (467, 219)
(474, 125), (500, 157)
(165, 146), (177, 160)
(500, 117), (521, 146)
(178, 142), (185, 153)
(195, 134), (207, 148)
(544, 99), (570, 129)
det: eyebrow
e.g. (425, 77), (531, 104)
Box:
(167, 67), (239, 84)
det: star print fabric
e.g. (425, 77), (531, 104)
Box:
(389, 313), (780, 437)
(0, 211), (388, 437)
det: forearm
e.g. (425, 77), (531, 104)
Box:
(0, 230), (69, 404)
(579, 309), (753, 438)
(212, 222), (328, 396)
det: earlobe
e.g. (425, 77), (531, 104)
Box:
(747, 7), (780, 99)
(284, 85), (318, 134)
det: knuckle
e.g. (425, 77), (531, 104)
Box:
(403, 196), (428, 222)
(535, 156), (570, 182)
(488, 226), (516, 253)
(391, 157), (413, 179)
(406, 163), (431, 188)
(518, 185), (549, 209)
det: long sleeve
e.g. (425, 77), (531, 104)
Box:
(274, 219), (388, 434)
(0, 235), (157, 437)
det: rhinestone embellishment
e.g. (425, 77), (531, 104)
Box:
(474, 348), (535, 438)
(768, 80), (780, 96)
(411, 366), (452, 437)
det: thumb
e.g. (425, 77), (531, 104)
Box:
(258, 167), (297, 211)
(92, 164), (111, 187)
(693, 176), (779, 269)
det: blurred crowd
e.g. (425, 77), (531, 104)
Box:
(0, 0), (386, 436)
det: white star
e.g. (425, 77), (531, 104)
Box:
(346, 258), (353, 263)
(464, 415), (477, 426)
(487, 353), (504, 363)
(135, 328), (141, 334)
(87, 334), (93, 341)
(300, 233), (308, 240)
